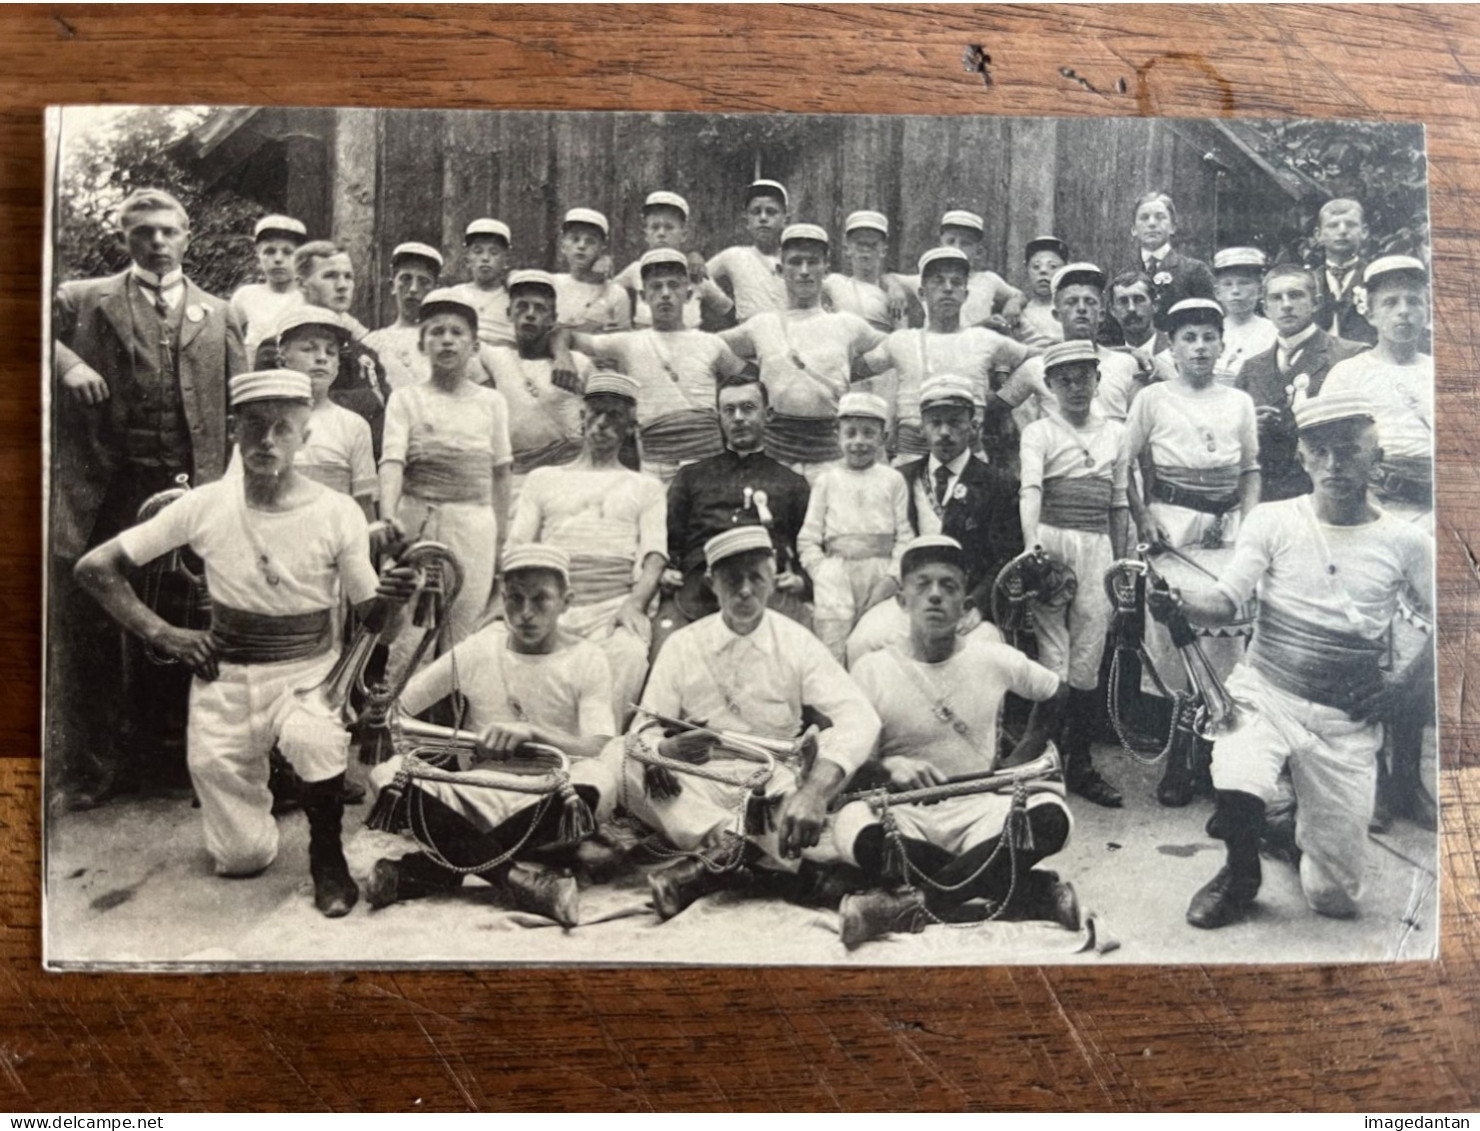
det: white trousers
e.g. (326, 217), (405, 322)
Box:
(832, 786), (1071, 865)
(604, 739), (841, 873)
(812, 555), (893, 664)
(388, 497), (498, 682)
(187, 650), (347, 876)
(1211, 664), (1381, 917)
(1032, 525), (1114, 691)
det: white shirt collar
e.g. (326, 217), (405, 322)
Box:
(1277, 324), (1319, 352)
(1326, 257), (1360, 274)
(927, 448), (972, 479)
(129, 264), (184, 289)
(713, 608), (775, 650)
(1143, 243), (1172, 265)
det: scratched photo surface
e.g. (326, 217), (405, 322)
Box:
(41, 106), (1436, 969)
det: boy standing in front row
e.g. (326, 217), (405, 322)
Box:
(1019, 339), (1130, 809)
(74, 369), (416, 918)
(798, 391), (912, 662)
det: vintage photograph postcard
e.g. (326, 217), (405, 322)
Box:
(42, 106), (1436, 968)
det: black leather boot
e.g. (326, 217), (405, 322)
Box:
(1063, 687), (1123, 808)
(648, 832), (755, 921)
(364, 851), (464, 909)
(1187, 790), (1265, 929)
(301, 774), (359, 918)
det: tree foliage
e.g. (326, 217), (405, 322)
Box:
(1247, 119), (1429, 263)
(54, 106), (262, 299)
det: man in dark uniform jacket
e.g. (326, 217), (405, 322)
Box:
(656, 373), (811, 653)
(51, 187), (247, 804)
(254, 240), (388, 455)
(1303, 198), (1377, 348)
(1237, 264), (1367, 501)
(897, 374), (1023, 628)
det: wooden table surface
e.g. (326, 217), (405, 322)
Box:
(3, 4), (1479, 1112)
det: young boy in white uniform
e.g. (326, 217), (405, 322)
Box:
(798, 392), (911, 662)
(553, 208), (632, 333)
(854, 247), (1033, 462)
(229, 307), (378, 519)
(364, 544), (619, 927)
(1016, 235), (1068, 349)
(720, 224), (887, 481)
(363, 242), (445, 390)
(1320, 255), (1433, 517)
(613, 192), (733, 331)
(822, 211), (911, 333)
(1019, 338), (1131, 808)
(1211, 247), (1277, 385)
(451, 218), (517, 348)
(74, 369), (416, 917)
(231, 214), (307, 362)
(888, 210), (1025, 331)
(555, 248), (747, 482)
(705, 179), (791, 322)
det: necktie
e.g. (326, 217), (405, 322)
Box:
(934, 464), (952, 506)
(139, 278), (170, 318)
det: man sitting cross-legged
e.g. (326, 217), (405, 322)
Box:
(364, 544), (619, 927)
(605, 525), (881, 920)
(831, 535), (1077, 949)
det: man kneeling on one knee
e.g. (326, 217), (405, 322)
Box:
(1150, 391), (1434, 928)
(609, 524), (881, 919)
(832, 535), (1079, 949)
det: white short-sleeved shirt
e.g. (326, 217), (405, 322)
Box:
(510, 464), (668, 568)
(400, 622), (615, 737)
(894, 270), (1016, 329)
(1216, 315), (1278, 385)
(230, 283), (303, 361)
(575, 329), (746, 426)
(613, 261), (733, 330)
(706, 245), (788, 323)
(639, 610), (881, 776)
(852, 639), (1061, 779)
(117, 477), (378, 615)
(1015, 301), (1064, 350)
(1215, 496), (1433, 641)
(999, 345), (1142, 426)
(449, 282), (516, 348)
(1320, 351), (1434, 462)
(553, 274), (632, 333)
(863, 326), (1031, 426)
(721, 308), (886, 418)
(1020, 411), (1129, 508)
(797, 462), (913, 575)
(1123, 380), (1259, 475)
(226, 399), (377, 500)
(823, 274), (897, 333)
(381, 381), (513, 470)
(484, 348), (594, 456)
(361, 324), (503, 391)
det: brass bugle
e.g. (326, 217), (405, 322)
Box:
(390, 710), (570, 777)
(834, 745), (1062, 809)
(632, 706), (803, 762)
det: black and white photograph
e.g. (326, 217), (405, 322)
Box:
(41, 104), (1436, 969)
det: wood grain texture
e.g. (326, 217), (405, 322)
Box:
(5, 3), (1480, 1111)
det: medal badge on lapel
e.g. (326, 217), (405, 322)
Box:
(951, 483), (968, 502)
(186, 304), (205, 324)
(1153, 271), (1174, 288)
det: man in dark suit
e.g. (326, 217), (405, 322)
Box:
(51, 187), (247, 804)
(1303, 198), (1377, 347)
(654, 373), (812, 656)
(1237, 264), (1368, 501)
(897, 374), (1023, 632)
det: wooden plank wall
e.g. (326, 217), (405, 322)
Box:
(352, 110), (1237, 323)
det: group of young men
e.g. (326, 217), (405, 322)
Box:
(50, 178), (1434, 950)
